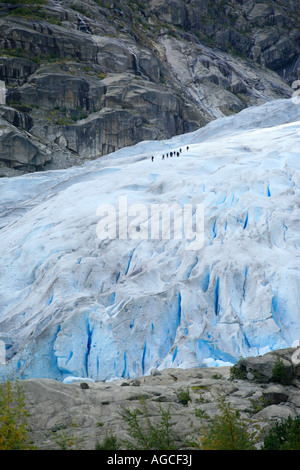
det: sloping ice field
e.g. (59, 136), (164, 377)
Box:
(0, 98), (299, 381)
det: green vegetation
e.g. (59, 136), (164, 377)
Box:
(95, 433), (121, 450)
(230, 364), (247, 380)
(95, 399), (177, 450)
(212, 373), (224, 379)
(272, 356), (292, 385)
(198, 396), (260, 450)
(118, 399), (177, 450)
(237, 92), (250, 103)
(194, 408), (210, 420)
(247, 396), (267, 416)
(176, 387), (191, 406)
(2, 48), (61, 64)
(194, 395), (209, 405)
(0, 378), (35, 450)
(46, 107), (89, 125)
(1, 0), (62, 25)
(261, 416), (300, 450)
(51, 423), (83, 450)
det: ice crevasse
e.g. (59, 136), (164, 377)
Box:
(0, 98), (299, 382)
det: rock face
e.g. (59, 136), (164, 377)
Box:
(0, 0), (298, 175)
(232, 348), (300, 384)
(150, 0), (300, 75)
(0, 114), (52, 170)
(15, 347), (300, 450)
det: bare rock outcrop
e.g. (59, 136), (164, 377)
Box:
(0, 116), (51, 170)
(232, 347), (300, 384)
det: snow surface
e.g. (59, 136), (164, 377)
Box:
(0, 98), (299, 381)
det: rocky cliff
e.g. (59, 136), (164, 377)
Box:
(0, 0), (298, 175)
(15, 347), (300, 450)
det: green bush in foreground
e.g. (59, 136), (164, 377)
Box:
(95, 399), (177, 450)
(199, 397), (259, 450)
(0, 378), (35, 450)
(261, 416), (300, 450)
(119, 399), (177, 450)
(95, 433), (121, 450)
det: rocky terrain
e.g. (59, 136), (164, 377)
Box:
(18, 347), (300, 450)
(0, 0), (299, 175)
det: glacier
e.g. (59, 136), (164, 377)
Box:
(0, 98), (299, 382)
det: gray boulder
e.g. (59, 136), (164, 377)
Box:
(231, 348), (298, 384)
(262, 385), (289, 405)
(254, 404), (297, 421)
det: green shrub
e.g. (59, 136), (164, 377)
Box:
(199, 397), (259, 450)
(261, 416), (300, 450)
(176, 387), (191, 406)
(0, 378), (35, 450)
(52, 429), (81, 450)
(247, 396), (266, 416)
(212, 373), (224, 379)
(272, 356), (292, 385)
(95, 433), (120, 450)
(119, 399), (177, 450)
(194, 408), (210, 420)
(230, 364), (247, 380)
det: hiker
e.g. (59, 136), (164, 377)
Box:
(186, 146), (189, 151)
(162, 154), (165, 160)
(151, 156), (154, 162)
(170, 151), (173, 157)
(180, 148), (182, 153)
(177, 151), (179, 157)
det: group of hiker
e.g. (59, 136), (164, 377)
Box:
(151, 146), (190, 162)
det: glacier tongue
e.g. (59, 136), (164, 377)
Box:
(0, 98), (299, 381)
